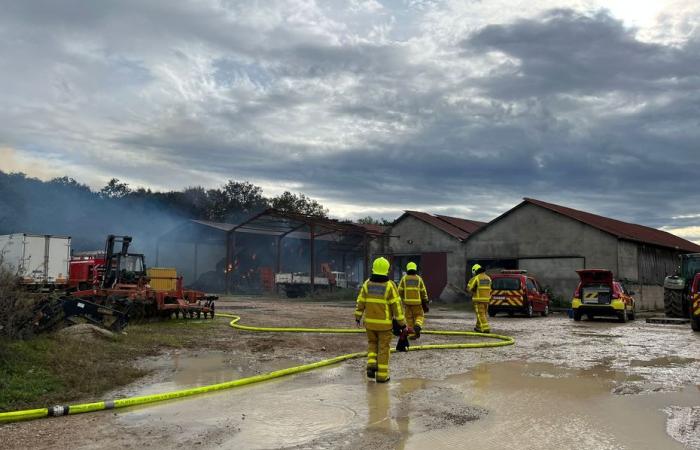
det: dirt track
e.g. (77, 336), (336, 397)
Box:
(2, 297), (699, 449)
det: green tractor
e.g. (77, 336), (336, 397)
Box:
(663, 253), (700, 318)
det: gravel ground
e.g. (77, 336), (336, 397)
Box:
(1, 297), (698, 449)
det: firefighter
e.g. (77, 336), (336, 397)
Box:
(355, 257), (406, 383)
(397, 262), (429, 339)
(467, 263), (491, 333)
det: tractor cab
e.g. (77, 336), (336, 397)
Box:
(100, 235), (148, 288)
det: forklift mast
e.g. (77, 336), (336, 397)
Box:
(101, 235), (134, 288)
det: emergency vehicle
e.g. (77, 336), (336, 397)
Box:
(488, 270), (550, 318)
(571, 269), (635, 322)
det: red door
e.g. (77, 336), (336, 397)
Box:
(420, 252), (447, 301)
(526, 278), (542, 311)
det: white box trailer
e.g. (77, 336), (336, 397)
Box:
(275, 271), (348, 298)
(0, 234), (71, 286)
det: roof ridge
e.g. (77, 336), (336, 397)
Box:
(523, 198), (700, 252)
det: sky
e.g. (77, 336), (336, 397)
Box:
(1, 0), (699, 241)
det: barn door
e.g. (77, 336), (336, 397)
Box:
(420, 252), (447, 301)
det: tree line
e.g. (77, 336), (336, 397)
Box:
(0, 171), (328, 252)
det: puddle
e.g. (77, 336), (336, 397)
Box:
(405, 361), (700, 450)
(109, 354), (699, 449)
(122, 351), (301, 397)
(630, 356), (698, 367)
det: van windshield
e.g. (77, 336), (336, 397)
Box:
(492, 277), (521, 290)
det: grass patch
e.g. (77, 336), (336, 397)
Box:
(0, 319), (230, 412)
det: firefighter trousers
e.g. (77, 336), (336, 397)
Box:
(473, 301), (491, 332)
(403, 303), (425, 330)
(366, 329), (392, 382)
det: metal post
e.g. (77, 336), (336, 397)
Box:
(155, 239), (160, 266)
(225, 232), (232, 295)
(363, 235), (370, 282)
(276, 235), (282, 295)
(309, 224), (315, 297)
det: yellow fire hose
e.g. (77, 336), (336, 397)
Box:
(0, 313), (514, 423)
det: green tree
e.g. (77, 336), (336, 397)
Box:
(99, 178), (131, 199)
(270, 191), (328, 217)
(357, 216), (392, 226)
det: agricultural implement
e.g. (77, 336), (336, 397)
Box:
(69, 235), (216, 322)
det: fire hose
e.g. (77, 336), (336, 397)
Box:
(0, 313), (514, 423)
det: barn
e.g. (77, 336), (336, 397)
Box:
(464, 198), (700, 310)
(372, 211), (485, 300)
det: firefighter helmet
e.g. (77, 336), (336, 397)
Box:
(372, 257), (391, 276)
(407, 262), (417, 271)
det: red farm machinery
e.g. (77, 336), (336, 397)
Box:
(71, 235), (216, 319)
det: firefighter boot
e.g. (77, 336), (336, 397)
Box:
(413, 325), (421, 339)
(366, 367), (376, 379)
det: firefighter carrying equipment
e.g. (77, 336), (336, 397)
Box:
(0, 313), (513, 424)
(396, 326), (413, 352)
(468, 271), (492, 333)
(355, 275), (405, 382)
(398, 270), (428, 337)
(372, 257), (391, 276)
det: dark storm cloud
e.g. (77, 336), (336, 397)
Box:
(463, 9), (700, 98)
(1, 2), (699, 239)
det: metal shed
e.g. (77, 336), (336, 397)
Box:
(156, 209), (384, 294)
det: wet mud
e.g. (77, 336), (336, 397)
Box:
(2, 297), (699, 449)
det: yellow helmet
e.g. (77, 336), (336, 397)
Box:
(372, 257), (390, 276)
(406, 262), (417, 271)
(471, 263), (482, 275)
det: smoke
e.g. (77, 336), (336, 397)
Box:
(0, 171), (181, 262)
(0, 171), (368, 293)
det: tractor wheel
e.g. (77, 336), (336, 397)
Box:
(664, 289), (685, 318)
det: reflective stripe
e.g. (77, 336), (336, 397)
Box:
(377, 364), (388, 369)
(367, 283), (387, 296)
(364, 298), (389, 305)
(364, 318), (392, 324)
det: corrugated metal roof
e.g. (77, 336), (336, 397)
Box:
(435, 215), (486, 235)
(190, 219), (237, 232)
(524, 198), (700, 253)
(355, 223), (388, 234)
(400, 211), (485, 241)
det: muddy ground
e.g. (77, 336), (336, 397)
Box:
(2, 297), (699, 449)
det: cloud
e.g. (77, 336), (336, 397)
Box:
(0, 1), (699, 241)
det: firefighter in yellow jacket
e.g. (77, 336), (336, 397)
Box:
(397, 262), (428, 339)
(355, 257), (406, 383)
(467, 264), (491, 333)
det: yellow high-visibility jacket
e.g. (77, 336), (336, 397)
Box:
(355, 279), (406, 331)
(397, 274), (428, 305)
(467, 272), (492, 303)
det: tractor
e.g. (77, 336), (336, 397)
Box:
(70, 235), (215, 321)
(663, 253), (700, 321)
